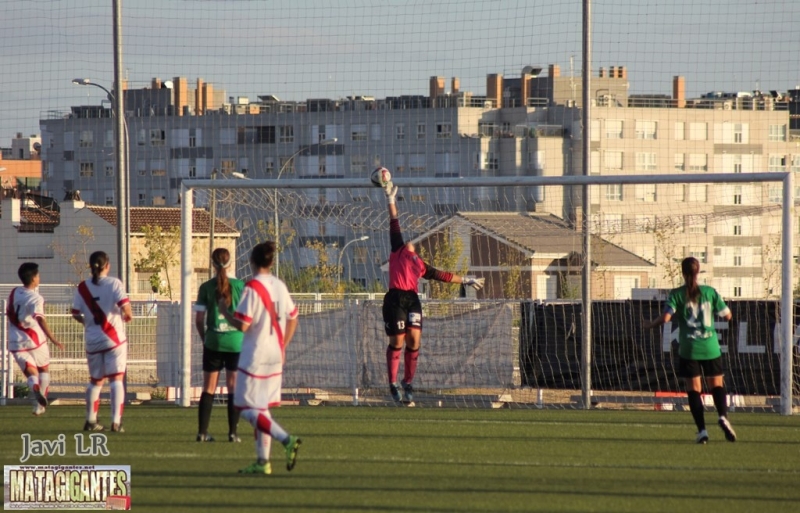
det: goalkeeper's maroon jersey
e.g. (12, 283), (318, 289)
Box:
(388, 218), (453, 292)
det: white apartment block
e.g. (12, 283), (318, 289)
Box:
(39, 69), (800, 297)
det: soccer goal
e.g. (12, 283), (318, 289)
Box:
(175, 172), (796, 413)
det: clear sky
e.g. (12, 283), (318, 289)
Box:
(1, 0), (798, 143)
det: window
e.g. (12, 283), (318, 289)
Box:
(689, 247), (707, 263)
(768, 124), (786, 142)
(79, 162), (94, 177)
(636, 152), (657, 171)
(635, 184), (656, 202)
(604, 151), (623, 171)
(137, 160), (147, 176)
(279, 125), (294, 143)
(104, 130), (114, 147)
(351, 124), (367, 141)
(150, 129), (165, 146)
(605, 120), (623, 139)
(105, 161), (114, 177)
(733, 186), (742, 205)
(138, 193), (147, 206)
(188, 165), (197, 178)
(590, 151), (600, 175)
(605, 184), (623, 201)
(688, 153), (708, 172)
(152, 191), (166, 206)
(416, 123), (427, 140)
(79, 130), (94, 148)
(105, 192), (114, 206)
(220, 128), (236, 145)
(279, 157), (294, 174)
(436, 123), (452, 139)
(395, 123), (405, 140)
(370, 123), (381, 141)
(635, 120), (657, 140)
(732, 154), (743, 174)
(264, 157), (274, 174)
(220, 159), (236, 174)
(733, 218), (742, 235)
(686, 184), (707, 202)
(768, 155), (785, 172)
(733, 247), (743, 266)
(674, 122), (685, 140)
(792, 155), (800, 173)
(768, 186), (782, 203)
(409, 154), (426, 172)
(484, 152), (498, 171)
(733, 286), (742, 297)
(686, 216), (707, 234)
(350, 155), (367, 174)
(674, 153), (685, 172)
(318, 155), (327, 176)
(151, 160), (166, 177)
(394, 154), (405, 173)
(734, 123), (744, 143)
(137, 129), (147, 146)
(189, 128), (198, 147)
(688, 122), (707, 141)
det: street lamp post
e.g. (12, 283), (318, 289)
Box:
(72, 77), (130, 292)
(273, 138), (337, 278)
(208, 169), (217, 276)
(336, 236), (370, 291)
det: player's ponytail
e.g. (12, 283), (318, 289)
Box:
(212, 248), (232, 308)
(89, 251), (109, 285)
(682, 256), (700, 303)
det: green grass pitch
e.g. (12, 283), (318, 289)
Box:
(2, 404), (800, 512)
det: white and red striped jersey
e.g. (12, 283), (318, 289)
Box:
(7, 287), (47, 352)
(71, 277), (130, 353)
(234, 273), (298, 378)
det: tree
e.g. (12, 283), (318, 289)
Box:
(418, 228), (468, 299)
(134, 225), (181, 300)
(50, 224), (95, 285)
(255, 218), (296, 264)
(281, 240), (341, 293)
(762, 233), (782, 299)
(650, 216), (683, 287)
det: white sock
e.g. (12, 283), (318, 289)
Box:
(27, 375), (39, 406)
(241, 409), (290, 444)
(39, 372), (50, 398)
(256, 430), (271, 462)
(86, 383), (102, 423)
(109, 381), (124, 424)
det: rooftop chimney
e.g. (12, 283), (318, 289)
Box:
(673, 76), (686, 108)
(451, 77), (460, 95)
(429, 76), (445, 99)
(487, 74), (503, 108)
(549, 64), (561, 78)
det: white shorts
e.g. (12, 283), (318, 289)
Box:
(12, 346), (51, 372)
(234, 366), (282, 410)
(86, 344), (128, 380)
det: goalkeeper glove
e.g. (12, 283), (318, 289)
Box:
(464, 277), (485, 291)
(385, 183), (398, 204)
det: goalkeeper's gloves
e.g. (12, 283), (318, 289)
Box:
(464, 277), (485, 291)
(384, 183), (398, 204)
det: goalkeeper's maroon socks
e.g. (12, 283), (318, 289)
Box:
(386, 346), (401, 384)
(403, 348), (419, 384)
(198, 392), (214, 436)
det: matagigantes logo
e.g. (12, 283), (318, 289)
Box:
(4, 465), (131, 510)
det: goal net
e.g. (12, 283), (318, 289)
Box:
(174, 173), (796, 411)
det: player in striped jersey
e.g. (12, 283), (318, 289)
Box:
(381, 182), (485, 403)
(7, 262), (64, 415)
(645, 257), (736, 443)
(217, 241), (301, 475)
(71, 251), (133, 433)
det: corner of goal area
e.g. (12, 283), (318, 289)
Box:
(568, 391), (746, 411)
(280, 389), (331, 406)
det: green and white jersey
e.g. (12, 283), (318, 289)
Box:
(194, 277), (245, 353)
(665, 285), (731, 360)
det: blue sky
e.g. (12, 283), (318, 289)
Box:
(1, 0), (798, 143)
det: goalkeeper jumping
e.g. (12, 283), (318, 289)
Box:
(380, 177), (485, 403)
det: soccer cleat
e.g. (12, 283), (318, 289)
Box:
(284, 436), (301, 471)
(196, 433), (215, 442)
(32, 404), (46, 416)
(239, 461), (271, 475)
(228, 433), (241, 443)
(33, 386), (48, 407)
(695, 429), (709, 444)
(110, 423), (125, 433)
(718, 416), (737, 442)
(401, 381), (414, 402)
(83, 421), (104, 432)
(389, 383), (402, 402)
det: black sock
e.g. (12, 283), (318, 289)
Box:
(687, 391), (705, 432)
(198, 392), (214, 435)
(711, 386), (728, 418)
(227, 393), (239, 435)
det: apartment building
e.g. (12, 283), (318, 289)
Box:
(38, 69), (799, 297)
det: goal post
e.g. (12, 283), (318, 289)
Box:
(179, 172), (794, 413)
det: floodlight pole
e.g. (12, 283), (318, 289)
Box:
(580, 0), (593, 410)
(112, 0), (130, 292)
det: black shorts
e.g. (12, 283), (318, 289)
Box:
(202, 347), (240, 373)
(382, 289), (423, 336)
(678, 356), (724, 379)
